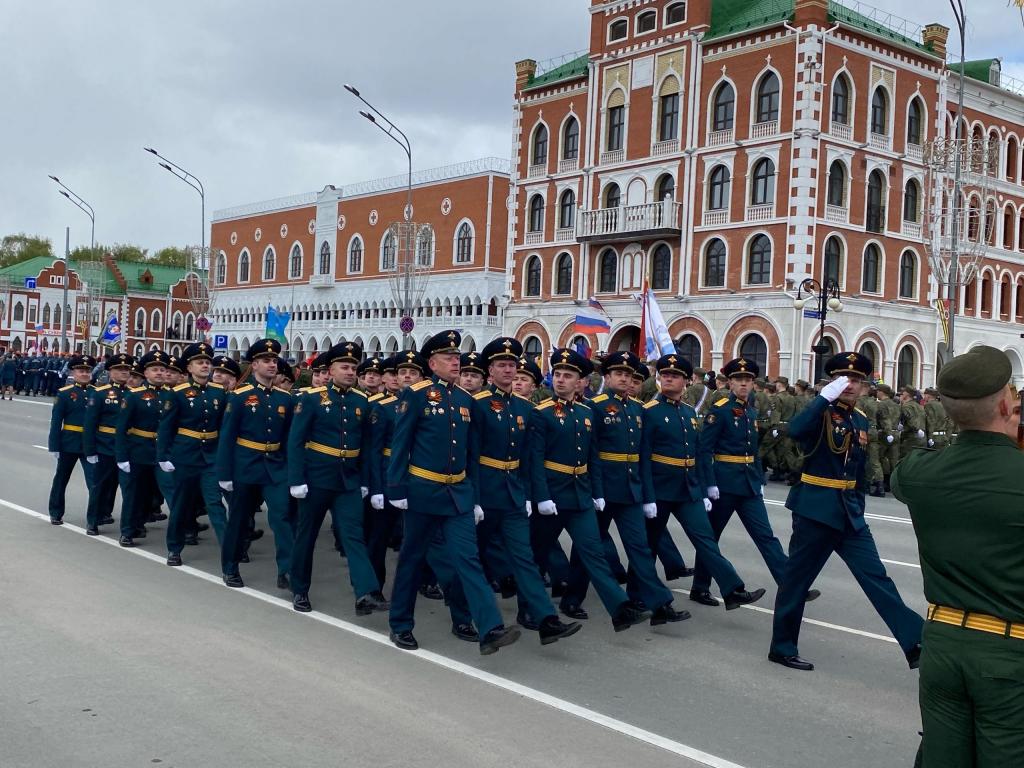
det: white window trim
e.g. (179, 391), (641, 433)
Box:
(602, 87), (630, 155)
(829, 69), (856, 130)
(530, 119), (551, 167)
(607, 16), (629, 43)
(904, 93), (928, 149)
(735, 330), (769, 362)
(651, 71), (682, 147)
(288, 241), (304, 279)
(744, 145), (782, 208)
(526, 193), (546, 234)
(556, 187), (577, 229)
(237, 248), (251, 284)
(698, 236), (729, 290)
(453, 218), (476, 265)
(553, 251), (575, 296)
(868, 84), (894, 139)
(150, 309), (163, 333)
(558, 112), (581, 165)
(741, 231), (774, 288)
(820, 231), (848, 292)
(522, 253), (543, 298)
(749, 65), (783, 128)
(634, 8), (658, 37)
(706, 76), (738, 138)
(262, 245), (277, 283)
(378, 230), (397, 272)
(898, 248), (921, 301)
(703, 151), (736, 214)
(825, 157), (851, 208)
(663, 1), (687, 28)
(134, 308), (146, 334)
(595, 246), (621, 294)
(647, 240), (674, 292)
(860, 240), (886, 296)
(215, 251), (227, 286)
(347, 234), (364, 275)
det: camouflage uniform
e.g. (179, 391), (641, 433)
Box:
(923, 388), (950, 451)
(858, 392), (883, 495)
(876, 386), (902, 482)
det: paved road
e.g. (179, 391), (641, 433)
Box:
(0, 395), (924, 768)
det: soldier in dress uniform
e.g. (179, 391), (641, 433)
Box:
(216, 338), (295, 589)
(127, 361), (145, 390)
(899, 386), (927, 460)
(46, 354), (96, 524)
(151, 356), (181, 525)
(922, 387), (950, 451)
(458, 351), (486, 395)
(25, 352), (44, 396)
(768, 352), (922, 671)
(763, 377), (794, 481)
(513, 356), (543, 401)
(875, 384), (901, 489)
(115, 350), (169, 546)
(274, 357), (295, 392)
(356, 355), (384, 396)
(83, 353), (133, 534)
(467, 337), (581, 644)
(386, 330), (520, 654)
(212, 356), (240, 391)
(157, 342), (228, 566)
(893, 345), (1024, 767)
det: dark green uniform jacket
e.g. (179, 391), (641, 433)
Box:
(286, 384), (370, 492)
(115, 384), (163, 465)
(698, 393), (763, 496)
(48, 382), (89, 453)
(157, 379), (226, 469)
(639, 393), (708, 503)
(83, 383), (126, 457)
(528, 396), (601, 511)
(215, 382), (293, 485)
(467, 384), (533, 510)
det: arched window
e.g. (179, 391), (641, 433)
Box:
(14, 302), (25, 322)
(555, 253), (573, 295)
(656, 174), (675, 202)
(867, 170), (885, 232)
(609, 18), (628, 41)
(751, 159), (775, 206)
(903, 180), (920, 223)
(650, 244), (671, 291)
(524, 336), (542, 363)
(827, 161), (846, 207)
(832, 74), (850, 125)
(134, 308), (146, 334)
(676, 333), (701, 365)
(238, 250), (250, 283)
(755, 72), (780, 123)
(416, 230), (433, 266)
(528, 195), (545, 233)
(658, 78), (680, 142)
(559, 190), (576, 229)
(263, 247), (276, 281)
(607, 100), (625, 151)
(531, 124), (548, 166)
(151, 309), (162, 333)
(185, 314), (195, 340)
(1006, 137), (1018, 182)
(907, 98), (924, 145)
(215, 253), (227, 285)
(598, 249), (617, 293)
(319, 242), (331, 275)
(289, 244), (302, 278)
(823, 236), (842, 284)
(870, 88), (888, 135)
(899, 250), (917, 298)
(42, 304), (51, 324)
(747, 235), (771, 285)
(708, 166), (730, 210)
(738, 334), (768, 373)
(562, 117), (579, 161)
(897, 345), (917, 389)
(605, 183), (621, 209)
(665, 2), (687, 25)
(703, 238), (726, 287)
(54, 304), (63, 327)
(348, 237), (363, 273)
(858, 341), (879, 374)
(712, 82), (735, 131)
(637, 9), (657, 33)
(456, 222), (474, 263)
(862, 244), (881, 293)
(525, 256), (541, 297)
(381, 231), (396, 270)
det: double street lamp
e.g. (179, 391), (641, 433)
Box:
(48, 177), (95, 352)
(48, 176), (95, 253)
(793, 277), (843, 380)
(144, 147), (206, 265)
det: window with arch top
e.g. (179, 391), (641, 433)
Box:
(738, 334), (768, 373)
(605, 183), (621, 209)
(871, 88), (888, 135)
(899, 250), (917, 298)
(755, 72), (780, 123)
(636, 9), (656, 33)
(656, 174), (675, 202)
(703, 238), (726, 287)
(712, 82), (735, 131)
(658, 78), (680, 142)
(607, 103), (625, 151)
(289, 244), (302, 278)
(858, 342), (879, 374)
(650, 244), (671, 291)
(897, 345), (917, 389)
(675, 333), (700, 365)
(531, 124), (548, 166)
(456, 222), (474, 263)
(751, 158), (775, 206)
(747, 234), (771, 285)
(827, 161), (846, 207)
(555, 252), (572, 295)
(215, 253), (226, 285)
(609, 18), (627, 41)
(708, 166), (730, 210)
(598, 249), (617, 293)
(559, 189), (576, 229)
(866, 170), (885, 232)
(823, 236), (842, 284)
(238, 250), (250, 283)
(528, 195), (545, 233)
(907, 98), (924, 145)
(348, 237), (362, 273)
(862, 244), (880, 293)
(524, 336), (542, 363)
(263, 247), (275, 281)
(319, 242), (331, 275)
(381, 231), (396, 270)
(832, 74), (850, 126)
(903, 179), (921, 223)
(562, 117), (579, 161)
(665, 1), (686, 25)
(525, 256), (541, 297)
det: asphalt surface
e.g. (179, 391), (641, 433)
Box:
(0, 395), (925, 768)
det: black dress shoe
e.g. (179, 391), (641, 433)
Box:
(277, 574), (290, 590)
(651, 603), (691, 625)
(664, 566), (695, 580)
(223, 573), (244, 588)
(119, 536), (135, 547)
(239, 552), (250, 564)
(724, 587), (767, 611)
(133, 527), (147, 539)
(166, 553), (183, 567)
(612, 602), (652, 632)
(86, 526), (99, 536)
(99, 516), (115, 525)
(614, 571), (628, 585)
(498, 576), (518, 599)
(689, 589), (720, 607)
(50, 517), (63, 526)
(768, 652), (815, 671)
(196, 522), (210, 532)
(390, 630), (418, 650)
(248, 529), (264, 542)
(906, 643), (922, 669)
(147, 512), (168, 523)
(184, 534), (199, 546)
(479, 625), (521, 655)
(559, 603), (589, 620)
(550, 581), (567, 598)
(538, 615), (582, 645)
(293, 594), (312, 612)
(805, 589), (821, 602)
(418, 584), (444, 600)
(516, 612), (541, 631)
(355, 592), (389, 616)
(451, 623), (479, 642)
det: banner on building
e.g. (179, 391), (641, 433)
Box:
(266, 305), (290, 344)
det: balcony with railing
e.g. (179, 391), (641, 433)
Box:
(906, 143), (924, 163)
(309, 273), (334, 288)
(824, 204), (849, 224)
(557, 158), (578, 174)
(866, 205), (886, 234)
(555, 227), (575, 243)
(524, 231), (544, 246)
(751, 120), (779, 140)
(651, 139), (678, 157)
(901, 220), (922, 240)
(527, 163), (547, 180)
(869, 132), (892, 152)
(599, 148), (625, 165)
(745, 203), (776, 222)
(708, 128), (734, 147)
(702, 208), (729, 227)
(830, 122), (852, 142)
(577, 199), (683, 242)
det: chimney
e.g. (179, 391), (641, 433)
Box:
(922, 24), (949, 58)
(793, 0), (828, 27)
(515, 59), (537, 94)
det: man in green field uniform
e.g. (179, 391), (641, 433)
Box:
(876, 384), (901, 488)
(765, 376), (796, 482)
(899, 386), (927, 461)
(893, 345), (1024, 767)
(858, 383), (885, 497)
(922, 387), (950, 452)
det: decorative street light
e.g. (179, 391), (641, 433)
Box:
(48, 175), (95, 254)
(793, 277), (843, 380)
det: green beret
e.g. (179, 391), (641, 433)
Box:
(693, 367), (705, 377)
(877, 384), (894, 397)
(775, 376), (789, 386)
(795, 379), (810, 388)
(924, 387), (939, 397)
(937, 345), (1011, 399)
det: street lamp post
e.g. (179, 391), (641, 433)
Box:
(945, 0), (967, 359)
(793, 277), (843, 381)
(49, 176), (95, 254)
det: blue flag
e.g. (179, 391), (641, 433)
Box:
(266, 305), (290, 344)
(100, 314), (122, 346)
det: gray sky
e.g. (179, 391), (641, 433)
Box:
(1, 0), (1021, 255)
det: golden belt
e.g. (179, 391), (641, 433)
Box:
(382, 448), (392, 457)
(928, 604), (1024, 641)
(651, 454), (696, 468)
(409, 465), (466, 484)
(127, 428), (157, 439)
(178, 428), (218, 440)
(713, 454), (754, 464)
(478, 456), (520, 471)
(236, 437), (280, 452)
(598, 452), (639, 463)
(800, 473), (857, 490)
(543, 460), (588, 476)
(306, 441), (360, 459)
(62, 424), (84, 433)
(97, 425), (116, 435)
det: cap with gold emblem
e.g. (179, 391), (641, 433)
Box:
(654, 353), (693, 378)
(68, 354), (96, 370)
(601, 350), (643, 376)
(107, 352), (135, 370)
(824, 351), (873, 380)
(631, 361), (649, 381)
(329, 342), (363, 367)
(213, 355), (241, 378)
(181, 342), (214, 364)
(517, 356), (543, 386)
(395, 350), (427, 373)
(139, 350), (171, 369)
(459, 351), (485, 375)
(276, 357), (295, 382)
(310, 350), (332, 372)
(421, 330), (462, 357)
(480, 336), (523, 368)
(937, 345), (1012, 399)
(550, 347), (593, 377)
(380, 355), (398, 374)
(722, 357), (759, 379)
(245, 338), (282, 362)
(356, 354), (382, 374)
(166, 356), (184, 374)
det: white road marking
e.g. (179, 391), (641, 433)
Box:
(12, 397), (52, 407)
(763, 497), (912, 525)
(881, 558), (921, 570)
(33, 445), (49, 451)
(0, 496), (749, 768)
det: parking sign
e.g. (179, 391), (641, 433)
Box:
(214, 334), (228, 351)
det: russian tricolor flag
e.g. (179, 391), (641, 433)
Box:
(574, 296), (611, 334)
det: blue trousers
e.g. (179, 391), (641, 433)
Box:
(770, 514), (923, 657)
(291, 486), (378, 599)
(692, 492), (788, 592)
(155, 465), (176, 514)
(222, 481), (294, 577)
(656, 529), (689, 576)
(86, 454), (118, 528)
(47, 451), (93, 521)
(644, 500), (743, 596)
(477, 504), (556, 622)
(531, 507), (630, 617)
(167, 467), (227, 555)
(119, 463), (156, 538)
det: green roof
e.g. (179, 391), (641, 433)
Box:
(948, 59), (998, 85)
(523, 54), (589, 91)
(0, 256), (190, 296)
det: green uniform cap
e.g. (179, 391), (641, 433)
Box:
(937, 345), (1011, 399)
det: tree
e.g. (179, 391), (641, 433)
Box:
(0, 234), (54, 267)
(150, 246), (192, 267)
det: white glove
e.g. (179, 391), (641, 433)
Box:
(916, 429), (925, 439)
(391, 498), (408, 510)
(703, 498), (713, 512)
(525, 500), (532, 517)
(219, 480), (233, 492)
(886, 434), (894, 444)
(897, 424), (904, 432)
(592, 498), (606, 512)
(707, 486), (720, 500)
(771, 429), (779, 438)
(290, 484), (308, 499)
(642, 503), (657, 519)
(537, 500), (557, 516)
(159, 461), (175, 473)
(820, 376), (851, 403)
(761, 485), (767, 497)
(360, 486), (368, 499)
(86, 455), (99, 465)
(370, 494), (384, 510)
(473, 505), (484, 524)
(117, 461), (131, 473)
(927, 438), (934, 447)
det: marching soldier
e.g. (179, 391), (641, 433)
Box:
(83, 353), (133, 534)
(768, 352), (922, 671)
(157, 342), (228, 566)
(288, 342), (386, 615)
(698, 373), (729, 419)
(274, 357), (296, 392)
(893, 345), (1024, 767)
(467, 336), (581, 644)
(46, 353), (96, 524)
(858, 382), (885, 497)
(922, 387), (950, 451)
(899, 386), (927, 460)
(683, 367), (707, 409)
(641, 353), (766, 610)
(212, 356), (240, 391)
(356, 355), (384, 396)
(512, 356), (543, 402)
(386, 330), (520, 654)
(115, 350), (169, 546)
(459, 351), (486, 395)
(875, 384), (901, 489)
(763, 377), (793, 481)
(216, 338), (295, 589)
(527, 347), (651, 631)
(25, 353), (44, 396)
